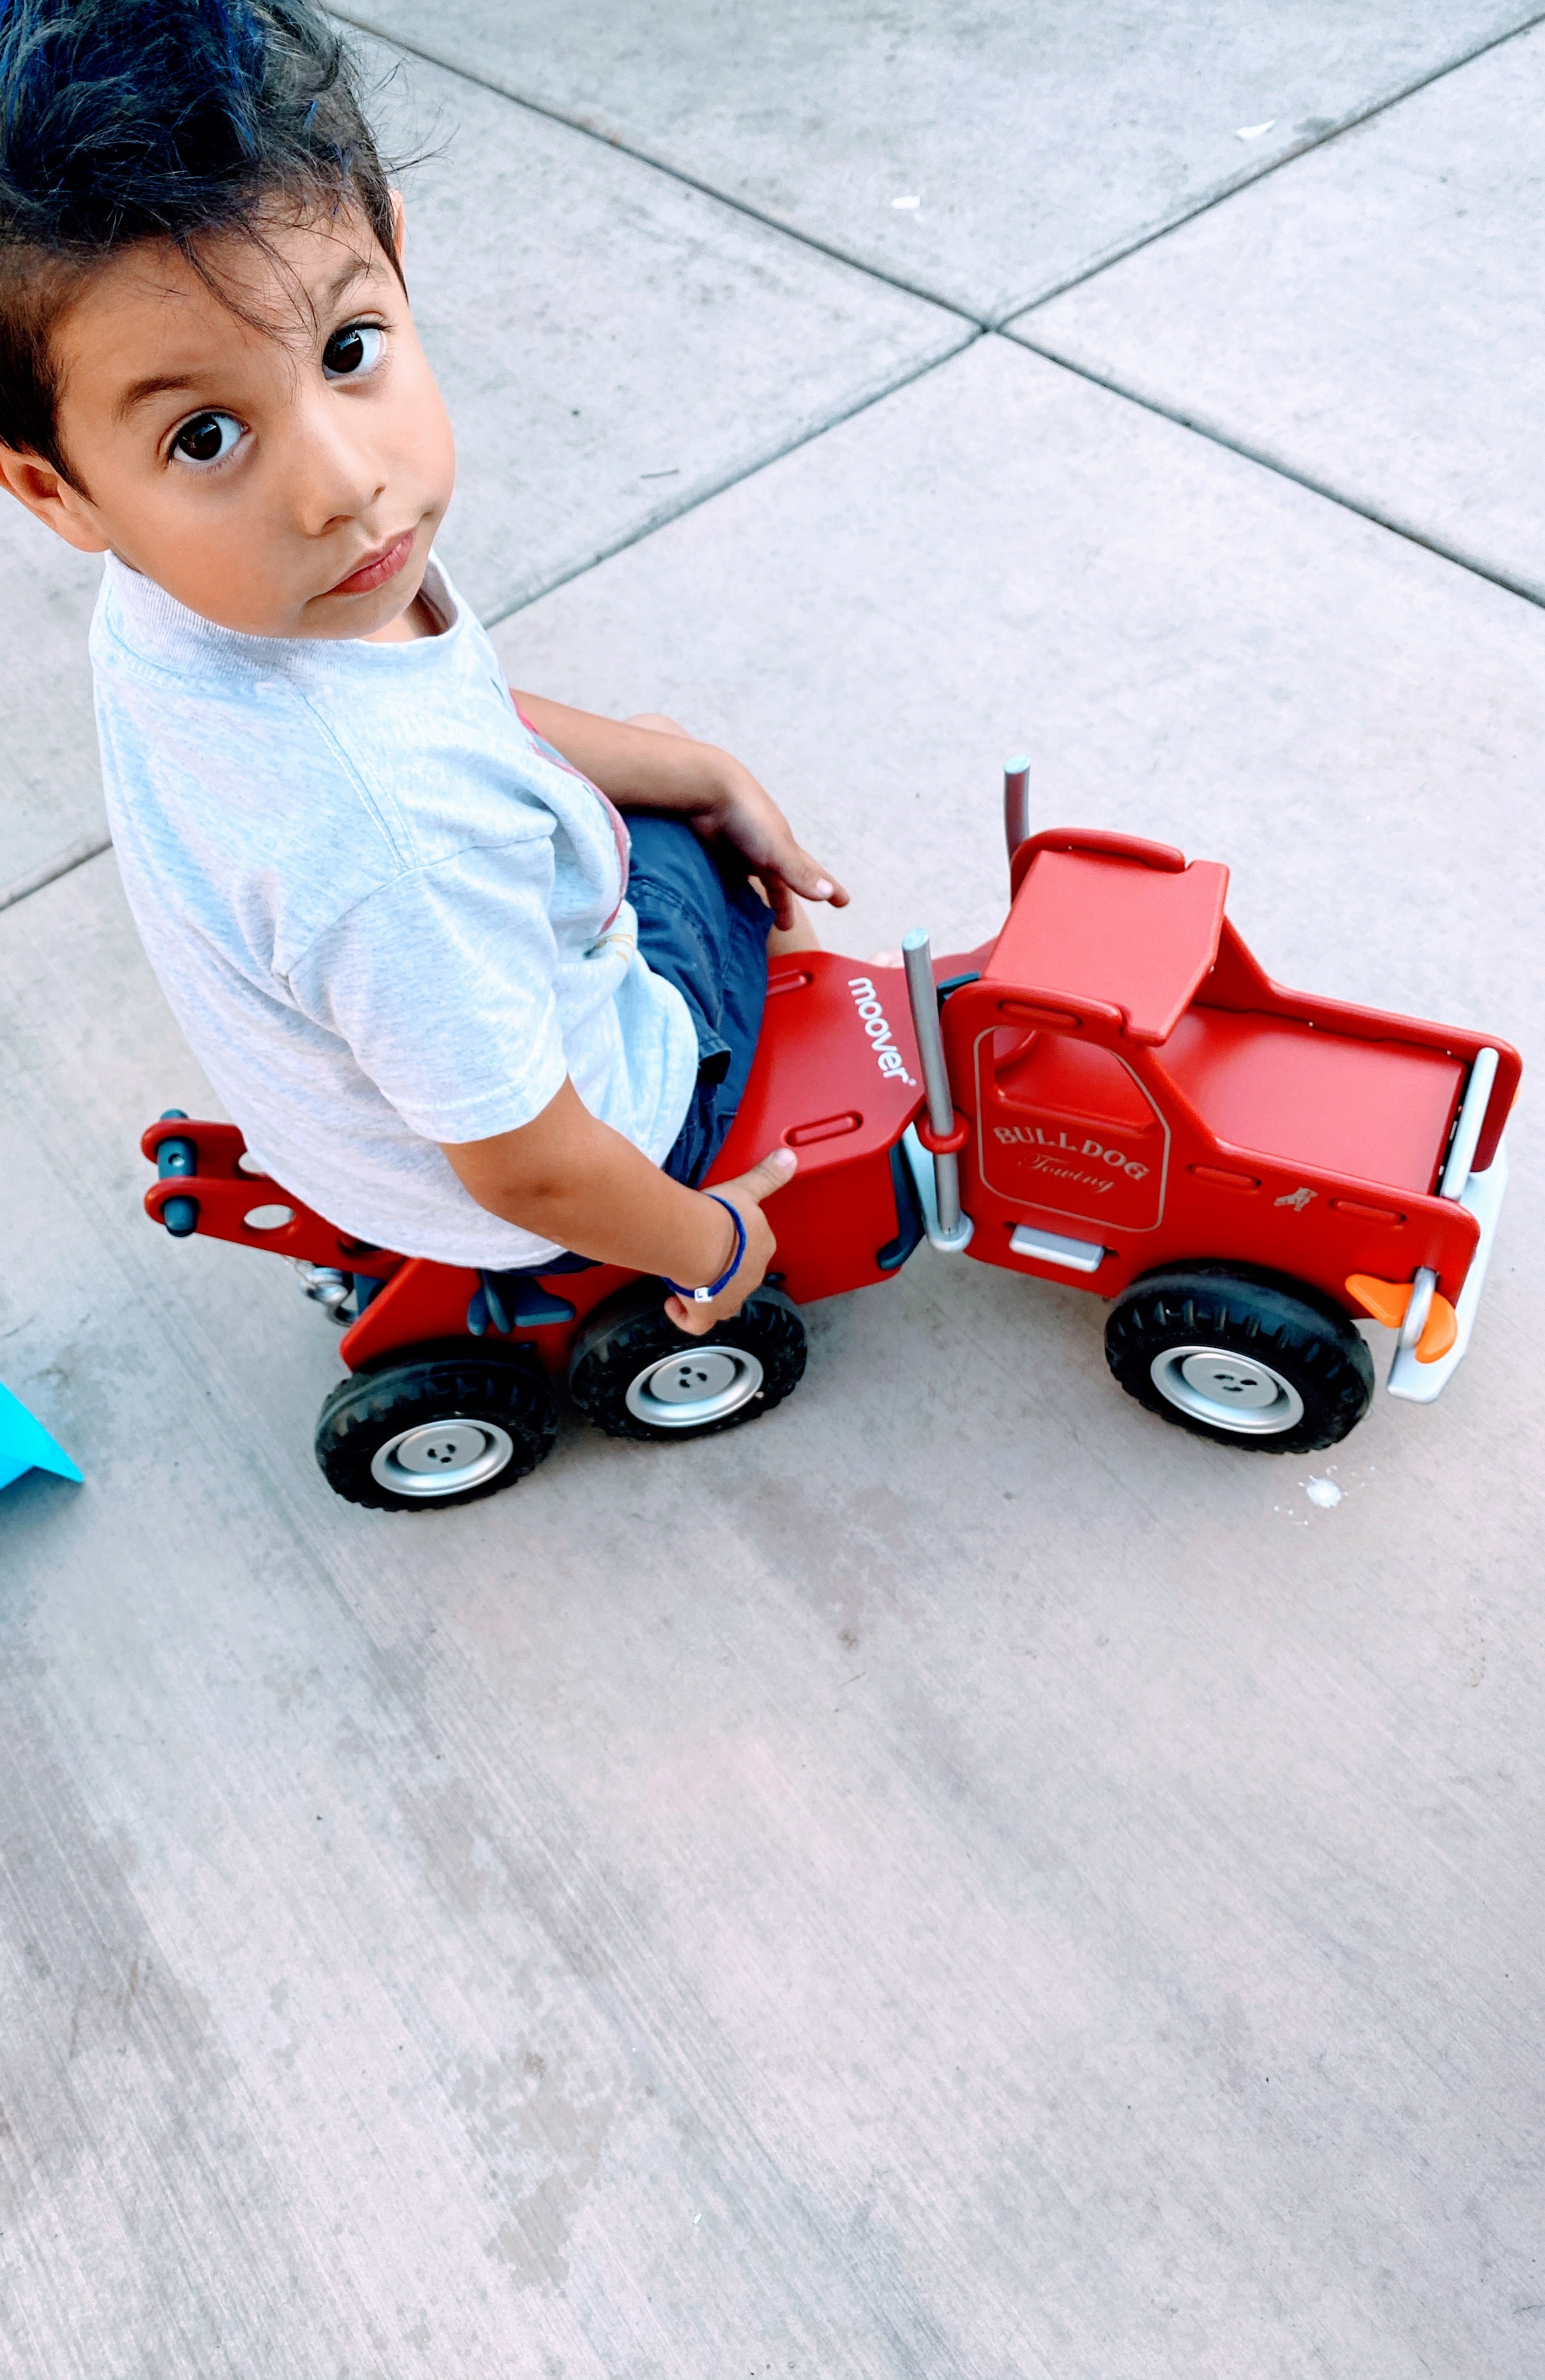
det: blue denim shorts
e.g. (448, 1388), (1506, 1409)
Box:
(623, 812), (774, 1186)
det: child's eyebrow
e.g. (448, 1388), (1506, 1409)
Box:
(316, 251), (381, 312)
(112, 251), (387, 423)
(115, 369), (203, 423)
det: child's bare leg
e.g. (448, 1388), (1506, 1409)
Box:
(626, 711), (821, 954)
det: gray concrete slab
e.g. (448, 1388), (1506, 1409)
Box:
(1015, 21), (1545, 604)
(339, 0), (1540, 321)
(4, 338), (1541, 2375)
(0, 519), (104, 913)
(0, 33), (963, 901)
(368, 33), (968, 622)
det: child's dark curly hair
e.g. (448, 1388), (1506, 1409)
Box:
(0, 0), (397, 476)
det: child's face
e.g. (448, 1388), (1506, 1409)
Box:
(0, 199), (456, 640)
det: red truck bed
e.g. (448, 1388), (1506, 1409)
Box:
(1159, 1008), (1464, 1196)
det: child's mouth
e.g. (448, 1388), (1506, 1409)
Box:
(328, 529), (416, 597)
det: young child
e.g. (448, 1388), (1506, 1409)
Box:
(0, 0), (849, 1334)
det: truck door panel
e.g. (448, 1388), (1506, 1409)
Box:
(974, 1028), (1168, 1231)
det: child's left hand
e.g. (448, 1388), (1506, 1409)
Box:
(511, 693), (850, 929)
(689, 767), (850, 931)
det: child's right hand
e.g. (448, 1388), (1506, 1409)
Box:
(443, 1085), (799, 1325)
(666, 1147), (798, 1336)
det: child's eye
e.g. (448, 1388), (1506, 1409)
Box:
(170, 411), (245, 468)
(322, 322), (384, 379)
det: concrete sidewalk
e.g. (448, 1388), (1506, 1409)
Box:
(2, 10), (1541, 2376)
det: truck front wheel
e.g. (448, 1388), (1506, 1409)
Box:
(1105, 1268), (1374, 1452)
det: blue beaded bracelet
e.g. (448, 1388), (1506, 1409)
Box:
(664, 1194), (746, 1305)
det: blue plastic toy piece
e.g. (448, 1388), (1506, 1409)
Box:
(0, 1381), (84, 1492)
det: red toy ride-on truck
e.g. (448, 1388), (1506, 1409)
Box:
(142, 763), (1520, 1509)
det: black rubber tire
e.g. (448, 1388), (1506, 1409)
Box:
(315, 1343), (558, 1510)
(568, 1279), (807, 1443)
(1104, 1266), (1374, 1453)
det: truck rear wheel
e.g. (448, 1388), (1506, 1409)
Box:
(315, 1344), (559, 1510)
(1105, 1267), (1373, 1452)
(569, 1280), (807, 1443)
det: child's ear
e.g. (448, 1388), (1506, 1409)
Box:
(0, 449), (112, 554)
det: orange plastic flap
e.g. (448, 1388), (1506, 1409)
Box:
(1345, 1273), (1408, 1329)
(1345, 1274), (1458, 1363)
(1417, 1297), (1459, 1364)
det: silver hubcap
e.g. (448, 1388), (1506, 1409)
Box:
(1150, 1343), (1305, 1435)
(369, 1417), (515, 1497)
(624, 1343), (765, 1431)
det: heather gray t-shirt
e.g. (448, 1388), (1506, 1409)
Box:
(91, 554), (698, 1267)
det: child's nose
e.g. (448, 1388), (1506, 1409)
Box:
(290, 401), (387, 533)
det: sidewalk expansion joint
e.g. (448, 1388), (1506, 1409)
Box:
(332, 8), (988, 331)
(481, 326), (984, 628)
(1014, 338), (1545, 612)
(0, 832), (114, 917)
(993, 6), (1545, 323)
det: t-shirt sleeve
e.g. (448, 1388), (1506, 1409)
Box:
(285, 839), (569, 1143)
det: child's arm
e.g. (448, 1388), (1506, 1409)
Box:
(442, 1079), (795, 1335)
(513, 692), (848, 932)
